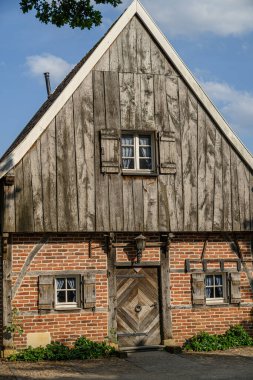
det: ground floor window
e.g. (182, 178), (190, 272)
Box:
(55, 276), (79, 308)
(205, 274), (225, 304)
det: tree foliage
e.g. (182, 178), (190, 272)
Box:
(20, 0), (122, 29)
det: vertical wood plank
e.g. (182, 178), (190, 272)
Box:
(154, 74), (168, 132)
(133, 178), (144, 231)
(179, 80), (197, 231)
(104, 71), (123, 231)
(222, 138), (232, 231)
(22, 154), (34, 231)
(151, 38), (176, 76)
(109, 34), (123, 72)
(230, 148), (241, 231)
(56, 97), (78, 231)
(73, 72), (95, 231)
(237, 160), (250, 231)
(119, 73), (141, 130)
(158, 176), (171, 231)
(250, 172), (253, 230)
(2, 170), (15, 232)
(14, 161), (23, 231)
(143, 178), (158, 231)
(166, 76), (183, 230)
(40, 120), (57, 231)
(204, 117), (216, 231)
(213, 131), (223, 231)
(140, 74), (155, 130)
(136, 18), (151, 73)
(123, 177), (135, 231)
(197, 105), (207, 231)
(93, 71), (110, 231)
(121, 16), (137, 73)
(30, 141), (44, 232)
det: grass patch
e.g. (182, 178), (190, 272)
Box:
(7, 337), (115, 362)
(183, 325), (253, 352)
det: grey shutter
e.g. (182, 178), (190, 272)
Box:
(100, 130), (120, 174)
(192, 273), (205, 305)
(159, 131), (177, 174)
(82, 273), (96, 309)
(230, 272), (241, 304)
(38, 275), (54, 310)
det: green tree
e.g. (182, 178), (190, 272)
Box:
(20, 0), (122, 29)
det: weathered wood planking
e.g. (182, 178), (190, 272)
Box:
(14, 160), (24, 231)
(140, 74), (155, 130)
(40, 120), (57, 231)
(122, 177), (135, 231)
(222, 138), (232, 231)
(204, 116), (216, 231)
(237, 159), (250, 231)
(119, 73), (141, 130)
(73, 72), (95, 231)
(179, 80), (197, 231)
(30, 141), (44, 232)
(56, 97), (79, 231)
(143, 178), (158, 231)
(136, 18), (152, 73)
(2, 170), (15, 232)
(166, 76), (183, 230)
(197, 105), (207, 231)
(133, 178), (144, 231)
(250, 172), (253, 230)
(213, 131), (223, 231)
(104, 71), (123, 231)
(93, 71), (110, 231)
(230, 148), (241, 231)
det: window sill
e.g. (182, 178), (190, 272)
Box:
(54, 307), (81, 312)
(122, 171), (159, 177)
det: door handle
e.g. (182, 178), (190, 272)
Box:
(150, 302), (157, 308)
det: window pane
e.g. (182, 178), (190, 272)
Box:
(139, 147), (151, 158)
(67, 278), (76, 290)
(122, 135), (134, 145)
(139, 135), (151, 146)
(57, 291), (66, 303)
(206, 287), (213, 298)
(56, 278), (65, 290)
(67, 290), (76, 302)
(122, 159), (134, 169)
(215, 275), (222, 286)
(215, 287), (223, 298)
(122, 147), (134, 157)
(140, 159), (152, 170)
(206, 275), (213, 286)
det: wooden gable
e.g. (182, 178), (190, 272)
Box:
(1, 11), (253, 233)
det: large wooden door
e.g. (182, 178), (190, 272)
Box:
(116, 267), (161, 347)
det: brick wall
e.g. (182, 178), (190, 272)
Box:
(8, 232), (253, 348)
(170, 234), (253, 345)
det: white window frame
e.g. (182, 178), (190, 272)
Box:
(121, 132), (156, 173)
(205, 273), (227, 305)
(55, 275), (80, 309)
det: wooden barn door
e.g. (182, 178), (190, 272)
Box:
(116, 267), (161, 347)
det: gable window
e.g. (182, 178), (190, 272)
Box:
(205, 274), (225, 304)
(55, 276), (79, 309)
(121, 133), (155, 173)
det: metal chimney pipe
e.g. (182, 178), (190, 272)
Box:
(44, 72), (51, 98)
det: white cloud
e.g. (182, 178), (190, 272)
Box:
(26, 53), (74, 84)
(201, 80), (253, 137)
(137, 0), (253, 37)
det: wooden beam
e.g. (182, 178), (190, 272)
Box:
(160, 240), (172, 343)
(107, 245), (117, 341)
(2, 233), (12, 349)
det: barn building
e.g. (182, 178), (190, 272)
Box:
(1, 0), (253, 351)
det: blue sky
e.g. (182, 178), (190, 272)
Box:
(1, 0), (253, 157)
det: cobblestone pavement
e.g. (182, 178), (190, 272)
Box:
(1, 349), (253, 380)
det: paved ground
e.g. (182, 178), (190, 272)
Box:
(1, 348), (253, 380)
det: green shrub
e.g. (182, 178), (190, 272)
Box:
(7, 337), (115, 362)
(184, 325), (253, 352)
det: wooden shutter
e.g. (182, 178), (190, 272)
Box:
(82, 273), (96, 309)
(159, 131), (177, 174)
(192, 273), (205, 305)
(38, 275), (54, 310)
(230, 272), (241, 304)
(100, 130), (120, 174)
